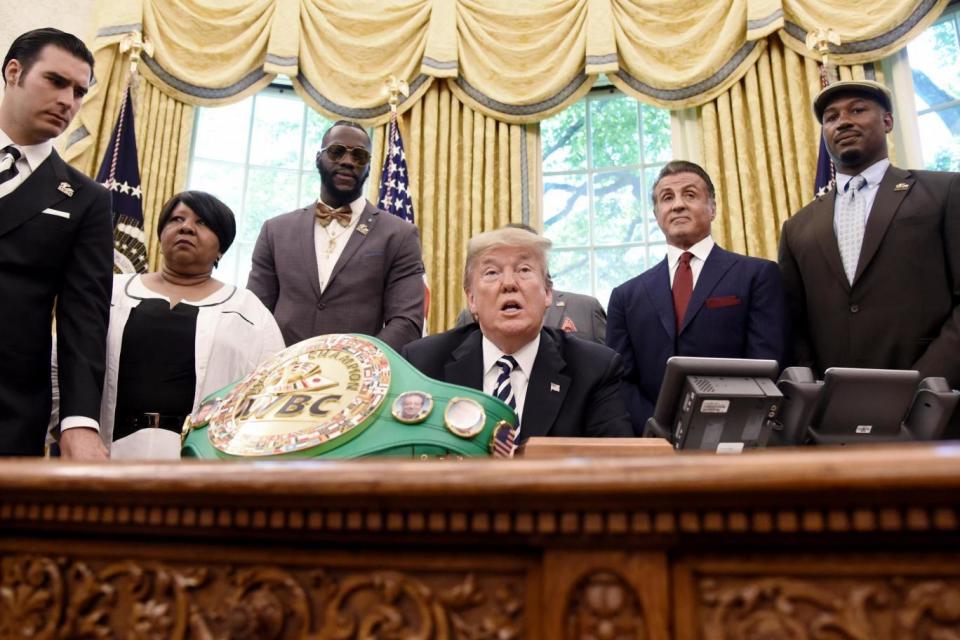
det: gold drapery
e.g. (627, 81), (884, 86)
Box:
(701, 37), (883, 260)
(369, 81), (540, 334)
(72, 0), (949, 130)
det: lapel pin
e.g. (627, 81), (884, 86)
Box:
(357, 224), (369, 235)
(894, 182), (910, 192)
(550, 383), (560, 393)
(556, 301), (566, 307)
(57, 182), (74, 197)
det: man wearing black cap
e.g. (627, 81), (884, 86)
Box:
(779, 80), (960, 394)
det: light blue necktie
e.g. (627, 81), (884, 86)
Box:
(836, 174), (867, 284)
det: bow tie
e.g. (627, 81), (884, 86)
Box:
(315, 201), (353, 227)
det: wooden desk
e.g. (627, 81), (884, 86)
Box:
(1, 443), (959, 638)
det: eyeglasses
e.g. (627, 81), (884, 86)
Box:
(321, 143), (371, 167)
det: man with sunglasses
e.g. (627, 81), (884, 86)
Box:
(248, 120), (425, 351)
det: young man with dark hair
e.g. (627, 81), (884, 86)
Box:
(0, 28), (113, 458)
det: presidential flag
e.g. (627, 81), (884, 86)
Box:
(96, 86), (148, 273)
(378, 112), (430, 325)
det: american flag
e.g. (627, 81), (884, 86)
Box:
(492, 423), (519, 459)
(96, 86), (148, 273)
(377, 111), (430, 326)
(377, 112), (414, 223)
(813, 65), (836, 198)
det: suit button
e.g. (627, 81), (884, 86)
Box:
(317, 303), (326, 310)
(850, 304), (859, 313)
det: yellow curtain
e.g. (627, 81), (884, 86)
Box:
(369, 81), (540, 334)
(78, 0), (948, 127)
(134, 82), (195, 270)
(700, 37), (883, 260)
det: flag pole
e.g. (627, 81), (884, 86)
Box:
(807, 28), (842, 198)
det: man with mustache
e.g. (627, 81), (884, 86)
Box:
(779, 81), (960, 407)
(402, 227), (632, 442)
(248, 120), (425, 351)
(606, 161), (789, 435)
(0, 28), (113, 458)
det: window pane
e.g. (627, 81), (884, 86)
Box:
(217, 240), (256, 288)
(641, 105), (673, 163)
(241, 167), (299, 244)
(644, 165), (666, 244)
(542, 101), (587, 172)
(192, 100), (252, 162)
(590, 97), (640, 168)
(187, 159), (245, 215)
(593, 169), (644, 245)
(543, 174), (588, 246)
(908, 18), (960, 109)
(302, 109), (334, 170)
(548, 249), (591, 294)
(918, 106), (960, 171)
(249, 94), (305, 169)
(594, 245), (647, 308)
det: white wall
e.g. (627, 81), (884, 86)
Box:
(0, 0), (97, 99)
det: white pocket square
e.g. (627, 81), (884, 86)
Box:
(41, 207), (70, 219)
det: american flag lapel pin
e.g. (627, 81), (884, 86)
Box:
(57, 182), (74, 197)
(894, 182), (910, 192)
(550, 382), (560, 393)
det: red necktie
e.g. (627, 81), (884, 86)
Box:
(673, 251), (693, 331)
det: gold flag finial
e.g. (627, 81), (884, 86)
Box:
(383, 75), (409, 114)
(805, 28), (841, 84)
(119, 31), (154, 79)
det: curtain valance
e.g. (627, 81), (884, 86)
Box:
(76, 0), (949, 131)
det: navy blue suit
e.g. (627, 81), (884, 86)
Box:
(606, 244), (789, 435)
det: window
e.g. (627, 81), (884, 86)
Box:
(906, 5), (960, 171)
(186, 84), (334, 286)
(541, 87), (672, 309)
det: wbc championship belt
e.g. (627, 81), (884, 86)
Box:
(181, 334), (518, 459)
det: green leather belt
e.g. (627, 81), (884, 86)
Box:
(181, 334), (518, 459)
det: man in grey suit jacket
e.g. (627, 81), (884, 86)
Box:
(780, 80), (960, 392)
(248, 121), (425, 351)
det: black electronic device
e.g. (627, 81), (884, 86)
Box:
(644, 357), (781, 452)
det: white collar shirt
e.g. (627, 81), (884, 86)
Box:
(314, 195), (365, 293)
(666, 235), (715, 290)
(833, 158), (890, 231)
(481, 332), (540, 429)
(0, 128), (54, 199)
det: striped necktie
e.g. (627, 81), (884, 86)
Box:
(0, 145), (22, 199)
(494, 355), (518, 412)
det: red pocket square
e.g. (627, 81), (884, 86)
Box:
(706, 295), (741, 309)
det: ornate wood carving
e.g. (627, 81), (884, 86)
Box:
(0, 555), (525, 639)
(699, 576), (960, 640)
(565, 571), (646, 640)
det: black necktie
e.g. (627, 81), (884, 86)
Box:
(0, 145), (21, 190)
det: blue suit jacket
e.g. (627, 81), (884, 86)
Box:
(606, 244), (789, 435)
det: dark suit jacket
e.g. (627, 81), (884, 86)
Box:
(401, 325), (633, 441)
(607, 244), (789, 435)
(453, 289), (607, 343)
(779, 165), (960, 387)
(0, 150), (113, 455)
(247, 201), (425, 351)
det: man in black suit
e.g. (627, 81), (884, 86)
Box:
(402, 227), (632, 442)
(0, 29), (113, 457)
(779, 80), (960, 390)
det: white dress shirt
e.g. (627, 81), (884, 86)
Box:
(0, 128), (53, 199)
(833, 158), (890, 232)
(666, 235), (715, 290)
(481, 333), (540, 428)
(314, 195), (365, 292)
